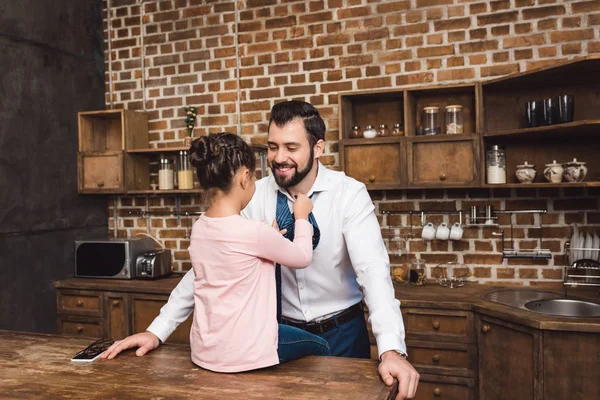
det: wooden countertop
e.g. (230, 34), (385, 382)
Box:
(55, 276), (600, 333)
(394, 282), (600, 333)
(0, 330), (396, 400)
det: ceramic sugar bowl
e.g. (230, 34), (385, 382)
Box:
(563, 158), (588, 182)
(543, 160), (564, 183)
(515, 161), (537, 183)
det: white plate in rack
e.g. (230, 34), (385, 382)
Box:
(584, 234), (593, 260)
(593, 232), (600, 261)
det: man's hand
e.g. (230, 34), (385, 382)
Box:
(100, 331), (160, 360)
(378, 350), (420, 399)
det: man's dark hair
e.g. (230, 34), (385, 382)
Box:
(268, 100), (326, 148)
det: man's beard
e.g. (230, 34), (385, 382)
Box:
(271, 148), (315, 188)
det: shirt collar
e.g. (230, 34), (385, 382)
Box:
(268, 161), (332, 198)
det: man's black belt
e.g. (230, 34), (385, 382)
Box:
(281, 302), (364, 334)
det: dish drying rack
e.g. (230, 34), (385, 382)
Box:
(564, 241), (600, 288)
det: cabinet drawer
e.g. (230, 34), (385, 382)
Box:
(57, 291), (103, 317)
(407, 137), (480, 187)
(78, 151), (123, 193)
(407, 340), (476, 377)
(414, 378), (476, 400)
(403, 308), (474, 343)
(58, 317), (104, 339)
(341, 138), (405, 189)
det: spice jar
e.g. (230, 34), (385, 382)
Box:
(377, 124), (391, 137)
(178, 150), (194, 190)
(391, 123), (404, 136)
(422, 107), (440, 135)
(392, 263), (409, 284)
(362, 125), (377, 139)
(486, 145), (507, 184)
(409, 259), (427, 286)
(158, 158), (174, 190)
(350, 125), (362, 139)
(445, 105), (464, 134)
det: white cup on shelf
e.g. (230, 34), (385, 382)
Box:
(421, 223), (436, 241)
(449, 223), (463, 241)
(435, 223), (450, 240)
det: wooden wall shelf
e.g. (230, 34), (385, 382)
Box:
(338, 56), (600, 190)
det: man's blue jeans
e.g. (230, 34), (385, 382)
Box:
(277, 324), (331, 363)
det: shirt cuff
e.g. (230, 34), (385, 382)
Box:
(146, 316), (177, 344)
(376, 333), (407, 359)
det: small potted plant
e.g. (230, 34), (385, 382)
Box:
(183, 106), (197, 147)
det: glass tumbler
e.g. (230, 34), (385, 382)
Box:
(486, 145), (506, 184)
(409, 259), (427, 286)
(445, 105), (464, 134)
(422, 107), (440, 135)
(178, 150), (194, 190)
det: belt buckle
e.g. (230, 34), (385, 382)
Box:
(305, 320), (325, 334)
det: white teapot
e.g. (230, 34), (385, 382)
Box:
(543, 160), (563, 183)
(563, 158), (588, 182)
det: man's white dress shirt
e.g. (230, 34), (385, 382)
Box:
(148, 162), (406, 357)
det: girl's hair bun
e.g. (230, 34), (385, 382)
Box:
(190, 135), (220, 168)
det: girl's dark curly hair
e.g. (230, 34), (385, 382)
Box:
(189, 132), (255, 193)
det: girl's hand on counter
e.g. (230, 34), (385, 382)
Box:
(101, 331), (160, 360)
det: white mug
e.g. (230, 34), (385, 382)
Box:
(449, 222), (463, 241)
(435, 222), (450, 240)
(421, 223), (436, 241)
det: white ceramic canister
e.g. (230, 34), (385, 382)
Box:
(543, 160), (563, 183)
(515, 161), (537, 183)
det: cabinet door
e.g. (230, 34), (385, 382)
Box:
(407, 137), (480, 188)
(340, 138), (405, 189)
(130, 294), (193, 344)
(477, 314), (542, 400)
(105, 293), (129, 341)
(78, 151), (123, 193)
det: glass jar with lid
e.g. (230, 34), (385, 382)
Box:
(486, 145), (507, 184)
(362, 125), (377, 139)
(422, 106), (440, 135)
(350, 125), (362, 139)
(377, 124), (391, 137)
(445, 105), (464, 134)
(409, 259), (427, 286)
(158, 158), (174, 190)
(391, 123), (404, 136)
(178, 150), (195, 190)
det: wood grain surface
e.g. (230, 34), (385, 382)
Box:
(0, 330), (396, 400)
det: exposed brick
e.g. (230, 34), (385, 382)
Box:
(377, 1), (411, 13)
(417, 45), (455, 57)
(266, 16), (296, 29)
(477, 11), (518, 25)
(303, 59), (335, 70)
(518, 268), (539, 279)
(355, 28), (389, 42)
(473, 267), (492, 278)
(496, 268), (515, 279)
(515, 23), (532, 34)
(492, 52), (509, 62)
(283, 85), (316, 96)
(503, 33), (545, 48)
(541, 268), (563, 280)
(459, 40), (498, 53)
(491, 25), (510, 36)
(337, 6), (371, 19)
(378, 50), (413, 62)
(522, 5), (565, 19)
(434, 18), (471, 31)
(393, 23), (430, 36)
(416, 0), (453, 7)
(317, 34), (351, 46)
(550, 29), (595, 43)
(538, 18), (557, 30)
(321, 81), (353, 93)
(422, 254), (458, 264)
(357, 77), (392, 89)
(437, 68), (475, 81)
(572, 0), (600, 13)
(340, 54), (373, 67)
(562, 43), (582, 55)
(515, 49), (533, 60)
(464, 254), (504, 264)
(299, 11), (333, 24)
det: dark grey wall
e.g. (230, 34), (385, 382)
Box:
(0, 0), (108, 332)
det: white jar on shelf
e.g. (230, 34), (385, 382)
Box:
(158, 158), (174, 190)
(486, 145), (506, 184)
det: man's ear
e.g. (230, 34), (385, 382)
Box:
(240, 168), (251, 190)
(313, 139), (325, 159)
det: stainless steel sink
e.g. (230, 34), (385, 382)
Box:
(481, 289), (600, 318)
(524, 298), (600, 318)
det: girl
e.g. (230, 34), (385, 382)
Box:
(188, 132), (330, 373)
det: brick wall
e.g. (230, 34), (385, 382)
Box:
(103, 0), (600, 284)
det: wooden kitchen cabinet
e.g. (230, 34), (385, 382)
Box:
(77, 109), (149, 194)
(55, 277), (192, 344)
(339, 56), (600, 189)
(476, 314), (542, 400)
(406, 136), (480, 188)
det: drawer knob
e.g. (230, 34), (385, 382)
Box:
(76, 325), (83, 333)
(482, 324), (491, 333)
(439, 173), (447, 181)
(76, 300), (84, 307)
(432, 354), (440, 362)
(433, 388), (441, 396)
(112, 300), (120, 307)
(97, 181), (105, 188)
(368, 175), (376, 183)
(432, 321), (440, 330)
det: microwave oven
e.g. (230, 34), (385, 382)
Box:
(75, 237), (159, 279)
